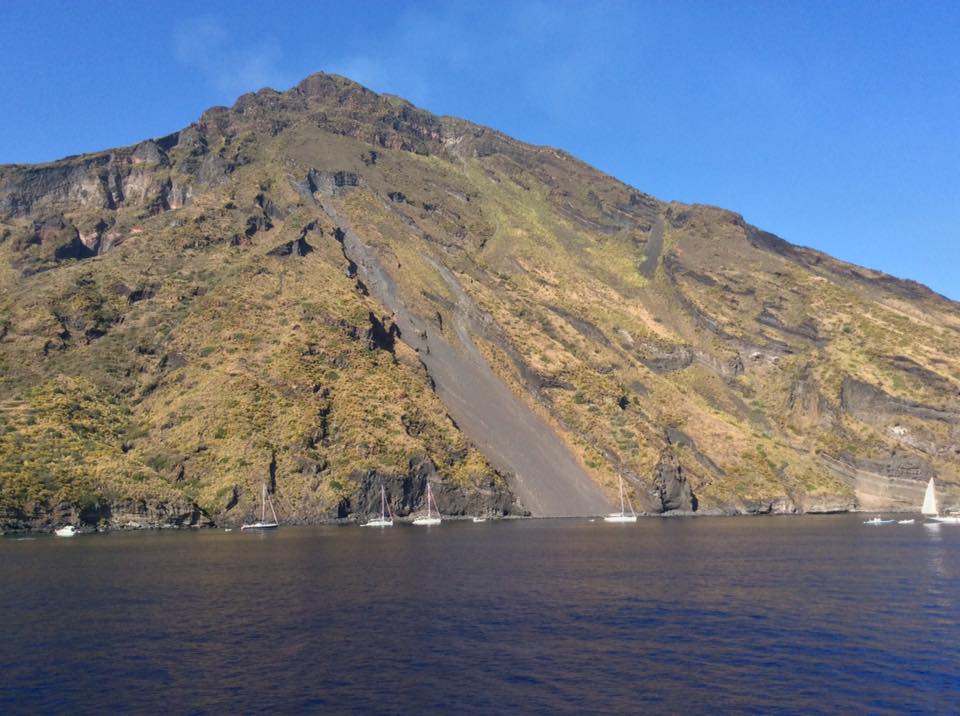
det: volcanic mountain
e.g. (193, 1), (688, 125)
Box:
(2, 73), (959, 530)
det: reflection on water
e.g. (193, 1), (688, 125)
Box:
(2, 515), (959, 713)
(923, 522), (956, 579)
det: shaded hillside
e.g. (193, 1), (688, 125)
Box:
(2, 73), (959, 529)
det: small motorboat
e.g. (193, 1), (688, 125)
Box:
(897, 519), (915, 525)
(863, 516), (895, 525)
(471, 517), (487, 523)
(54, 525), (77, 537)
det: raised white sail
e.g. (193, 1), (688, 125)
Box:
(922, 477), (938, 516)
(921, 477), (960, 523)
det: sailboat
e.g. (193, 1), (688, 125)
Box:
(240, 483), (280, 530)
(412, 482), (442, 526)
(604, 473), (637, 523)
(54, 525), (77, 537)
(363, 481), (394, 527)
(922, 477), (960, 524)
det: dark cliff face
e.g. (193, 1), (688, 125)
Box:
(2, 72), (960, 529)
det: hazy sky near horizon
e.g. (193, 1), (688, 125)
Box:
(1, 1), (958, 298)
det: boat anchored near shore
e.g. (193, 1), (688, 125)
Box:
(604, 474), (637, 523)
(53, 525), (77, 537)
(412, 482), (442, 526)
(241, 483), (280, 531)
(363, 480), (394, 527)
(921, 477), (960, 524)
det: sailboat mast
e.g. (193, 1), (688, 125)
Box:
(619, 474), (625, 515)
(381, 483), (386, 520)
(261, 483), (266, 522)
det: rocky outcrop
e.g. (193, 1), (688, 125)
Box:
(0, 140), (177, 220)
(886, 355), (959, 395)
(787, 365), (837, 430)
(266, 237), (313, 257)
(0, 497), (214, 532)
(653, 448), (698, 512)
(756, 305), (822, 344)
(840, 377), (959, 424)
(365, 312), (400, 353)
(343, 456), (520, 519)
(303, 169), (363, 198)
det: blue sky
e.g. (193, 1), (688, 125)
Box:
(1, 1), (958, 298)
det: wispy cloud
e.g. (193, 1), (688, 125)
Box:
(317, 1), (641, 126)
(173, 16), (291, 98)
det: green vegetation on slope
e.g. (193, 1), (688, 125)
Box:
(2, 72), (959, 527)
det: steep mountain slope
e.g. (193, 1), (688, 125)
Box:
(2, 73), (959, 529)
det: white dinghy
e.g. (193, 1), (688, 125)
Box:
(54, 525), (77, 537)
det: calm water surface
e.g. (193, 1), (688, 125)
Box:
(2, 515), (958, 714)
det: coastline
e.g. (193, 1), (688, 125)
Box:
(0, 505), (925, 536)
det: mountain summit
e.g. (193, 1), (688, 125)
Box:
(2, 72), (958, 529)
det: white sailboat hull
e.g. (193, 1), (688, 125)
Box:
(363, 518), (394, 527)
(930, 516), (960, 524)
(54, 526), (77, 537)
(240, 522), (279, 530)
(412, 481), (441, 525)
(604, 514), (637, 523)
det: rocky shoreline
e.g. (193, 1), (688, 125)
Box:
(1, 504), (922, 536)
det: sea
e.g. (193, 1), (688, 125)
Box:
(1, 515), (958, 714)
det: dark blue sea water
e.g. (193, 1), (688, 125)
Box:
(2, 515), (958, 714)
